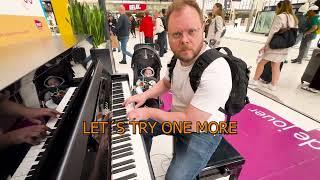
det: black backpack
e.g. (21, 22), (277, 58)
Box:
(168, 47), (250, 122)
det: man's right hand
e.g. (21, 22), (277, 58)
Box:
(123, 94), (147, 109)
(7, 125), (50, 145)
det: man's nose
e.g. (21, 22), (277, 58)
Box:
(180, 32), (190, 44)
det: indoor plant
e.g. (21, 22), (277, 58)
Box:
(68, 0), (105, 48)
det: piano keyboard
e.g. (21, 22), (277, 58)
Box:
(10, 87), (77, 180)
(110, 81), (153, 180)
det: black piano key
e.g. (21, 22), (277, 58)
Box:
(27, 169), (35, 177)
(113, 82), (122, 86)
(112, 123), (129, 129)
(38, 151), (45, 156)
(112, 147), (133, 156)
(35, 156), (42, 162)
(113, 119), (129, 124)
(112, 110), (127, 117)
(112, 152), (134, 160)
(112, 164), (136, 174)
(114, 173), (137, 180)
(112, 143), (132, 151)
(25, 176), (33, 180)
(112, 159), (135, 169)
(112, 79), (124, 83)
(112, 134), (130, 141)
(112, 125), (129, 132)
(112, 106), (124, 111)
(112, 87), (123, 92)
(112, 137), (131, 144)
(112, 128), (129, 135)
(30, 164), (38, 171)
(112, 94), (124, 99)
(113, 99), (124, 105)
(113, 116), (128, 122)
(112, 90), (123, 95)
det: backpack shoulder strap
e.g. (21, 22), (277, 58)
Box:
(189, 49), (225, 92)
(167, 56), (177, 83)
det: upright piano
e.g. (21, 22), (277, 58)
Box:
(0, 35), (155, 180)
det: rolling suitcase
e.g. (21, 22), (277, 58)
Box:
(301, 48), (320, 86)
(260, 61), (284, 83)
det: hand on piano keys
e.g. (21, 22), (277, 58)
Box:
(122, 93), (147, 110)
(127, 107), (151, 122)
(6, 125), (51, 145)
(23, 107), (61, 120)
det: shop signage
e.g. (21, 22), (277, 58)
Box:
(123, 3), (147, 11)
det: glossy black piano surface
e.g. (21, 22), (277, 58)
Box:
(199, 137), (245, 180)
(0, 35), (154, 180)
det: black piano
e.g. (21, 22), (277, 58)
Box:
(0, 35), (154, 180)
(0, 34), (244, 180)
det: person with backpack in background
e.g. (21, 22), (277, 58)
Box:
(130, 15), (137, 38)
(123, 0), (249, 179)
(206, 3), (226, 48)
(154, 11), (166, 57)
(250, 0), (298, 91)
(291, 6), (320, 64)
(161, 8), (168, 53)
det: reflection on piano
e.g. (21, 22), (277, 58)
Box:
(0, 36), (154, 180)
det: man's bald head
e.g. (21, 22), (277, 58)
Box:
(119, 5), (125, 14)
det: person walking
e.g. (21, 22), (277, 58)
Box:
(115, 5), (133, 64)
(291, 6), (320, 64)
(250, 0), (298, 91)
(140, 10), (154, 44)
(206, 3), (225, 48)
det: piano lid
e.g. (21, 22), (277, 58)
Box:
(0, 35), (89, 90)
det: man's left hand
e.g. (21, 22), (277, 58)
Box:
(127, 107), (151, 121)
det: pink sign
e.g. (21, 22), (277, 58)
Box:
(225, 104), (320, 179)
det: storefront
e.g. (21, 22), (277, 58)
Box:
(106, 1), (171, 15)
(252, 3), (304, 34)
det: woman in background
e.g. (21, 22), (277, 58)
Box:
(250, 0), (298, 91)
(207, 3), (225, 48)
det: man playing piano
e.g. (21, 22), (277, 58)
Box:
(124, 0), (232, 179)
(0, 94), (59, 179)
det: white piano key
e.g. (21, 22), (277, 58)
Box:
(25, 149), (45, 158)
(28, 141), (46, 151)
(111, 168), (137, 180)
(12, 176), (29, 180)
(13, 161), (38, 177)
(111, 154), (135, 166)
(45, 87), (77, 129)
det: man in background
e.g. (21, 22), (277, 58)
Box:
(115, 5), (133, 64)
(292, 6), (320, 64)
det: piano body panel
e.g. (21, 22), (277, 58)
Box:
(90, 44), (116, 75)
(27, 64), (92, 180)
(55, 60), (105, 180)
(198, 137), (245, 179)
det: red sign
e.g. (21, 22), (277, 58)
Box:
(123, 4), (147, 11)
(34, 19), (43, 30)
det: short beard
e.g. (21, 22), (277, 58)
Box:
(174, 43), (203, 64)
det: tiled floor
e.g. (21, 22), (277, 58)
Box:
(110, 26), (320, 179)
